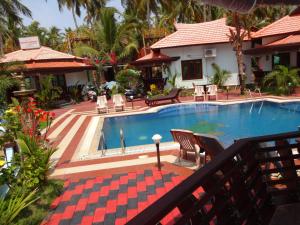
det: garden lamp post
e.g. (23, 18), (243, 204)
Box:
(226, 86), (229, 100)
(288, 82), (292, 96)
(152, 134), (162, 171)
(130, 95), (134, 109)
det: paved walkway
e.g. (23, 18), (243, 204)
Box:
(43, 169), (200, 225)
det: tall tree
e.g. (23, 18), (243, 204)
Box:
(74, 7), (139, 83)
(47, 26), (63, 50)
(0, 0), (31, 55)
(226, 6), (292, 94)
(22, 21), (48, 46)
(227, 12), (248, 95)
(56, 0), (83, 29)
(83, 0), (107, 25)
(122, 0), (160, 28)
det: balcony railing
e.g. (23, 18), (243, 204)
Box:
(126, 131), (300, 225)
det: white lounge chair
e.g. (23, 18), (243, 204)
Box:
(96, 95), (109, 113)
(207, 85), (218, 100)
(113, 94), (125, 111)
(194, 85), (206, 101)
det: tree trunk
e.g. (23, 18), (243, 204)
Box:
(208, 5), (212, 21)
(147, 1), (150, 28)
(0, 34), (4, 56)
(233, 13), (245, 95)
(142, 34), (147, 55)
(203, 4), (207, 22)
(71, 6), (79, 30)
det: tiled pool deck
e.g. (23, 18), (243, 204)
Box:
(44, 91), (300, 225)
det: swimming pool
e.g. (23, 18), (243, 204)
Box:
(101, 101), (300, 149)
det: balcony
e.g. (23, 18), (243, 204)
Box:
(126, 131), (300, 225)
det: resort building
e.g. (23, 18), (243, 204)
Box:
(145, 18), (253, 89)
(0, 40), (95, 92)
(244, 7), (300, 84)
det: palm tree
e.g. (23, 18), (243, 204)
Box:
(83, 0), (107, 25)
(122, 0), (160, 28)
(210, 63), (231, 88)
(22, 21), (48, 46)
(75, 7), (138, 60)
(0, 0), (31, 55)
(56, 0), (83, 29)
(157, 0), (225, 29)
(74, 7), (139, 82)
(263, 65), (300, 95)
(227, 12), (249, 95)
(226, 6), (291, 95)
(47, 26), (63, 50)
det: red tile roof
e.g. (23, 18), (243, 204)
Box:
(133, 50), (175, 65)
(244, 34), (300, 55)
(0, 46), (80, 63)
(25, 61), (94, 71)
(253, 11), (300, 38)
(151, 18), (248, 49)
(267, 34), (300, 46)
(0, 46), (94, 71)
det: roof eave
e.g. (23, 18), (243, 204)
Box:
(151, 40), (251, 50)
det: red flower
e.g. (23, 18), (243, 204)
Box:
(50, 112), (56, 119)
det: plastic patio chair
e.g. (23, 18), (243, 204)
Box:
(112, 94), (125, 111)
(96, 95), (109, 113)
(194, 85), (206, 101)
(170, 129), (201, 167)
(207, 85), (218, 100)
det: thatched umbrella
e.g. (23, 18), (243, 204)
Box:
(201, 0), (300, 13)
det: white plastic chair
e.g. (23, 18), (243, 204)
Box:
(207, 85), (218, 100)
(112, 94), (125, 111)
(194, 85), (206, 101)
(96, 95), (108, 113)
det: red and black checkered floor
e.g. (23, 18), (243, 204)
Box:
(43, 169), (197, 225)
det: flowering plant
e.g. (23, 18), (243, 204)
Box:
(0, 97), (57, 190)
(13, 97), (55, 138)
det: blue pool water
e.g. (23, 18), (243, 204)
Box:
(101, 101), (300, 149)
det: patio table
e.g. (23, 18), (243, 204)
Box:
(269, 203), (300, 225)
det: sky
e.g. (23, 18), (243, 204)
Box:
(21, 0), (124, 30)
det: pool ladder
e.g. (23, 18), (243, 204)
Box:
(248, 88), (262, 99)
(100, 131), (107, 156)
(249, 101), (264, 114)
(120, 128), (126, 154)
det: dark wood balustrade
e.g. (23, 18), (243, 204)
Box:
(126, 131), (300, 225)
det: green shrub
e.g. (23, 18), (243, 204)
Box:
(68, 81), (82, 104)
(0, 189), (38, 225)
(263, 65), (300, 95)
(210, 63), (231, 88)
(35, 75), (62, 109)
(115, 69), (141, 92)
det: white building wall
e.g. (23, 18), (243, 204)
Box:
(65, 71), (89, 86)
(161, 42), (253, 89)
